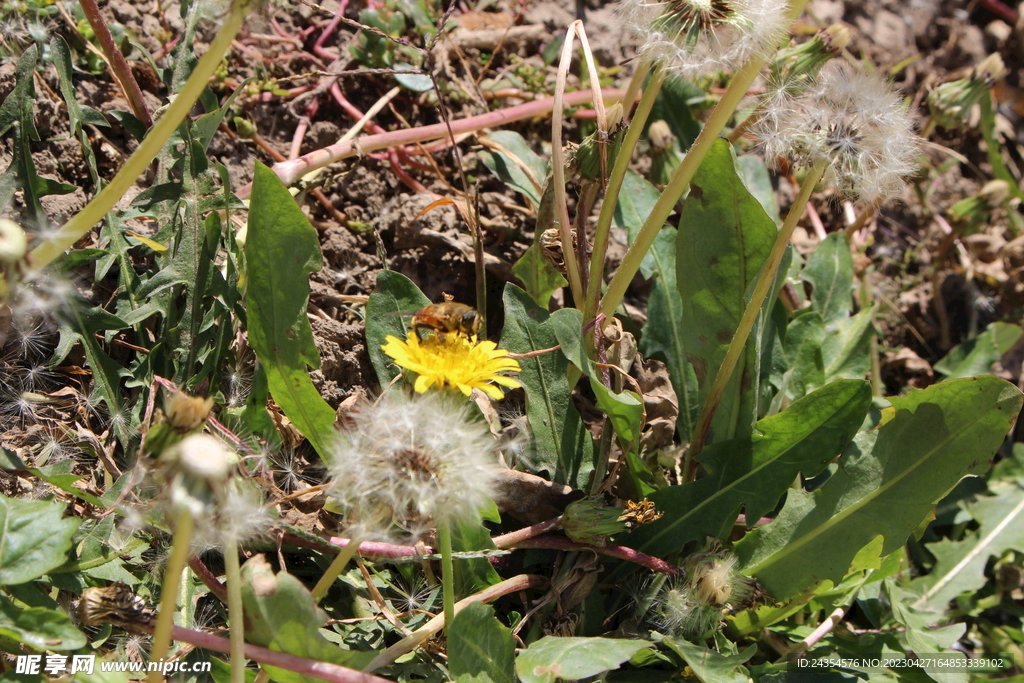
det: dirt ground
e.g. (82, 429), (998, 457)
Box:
(2, 0), (1023, 406)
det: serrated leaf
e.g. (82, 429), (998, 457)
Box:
(662, 639), (756, 683)
(802, 233), (854, 324)
(934, 321), (1023, 380)
(676, 139), (778, 444)
(515, 637), (651, 683)
(912, 480), (1024, 610)
(245, 162), (336, 460)
(0, 495), (80, 585)
(364, 270), (432, 386)
(886, 582), (967, 683)
(624, 380), (870, 562)
(449, 603), (516, 683)
(736, 155), (780, 224)
(499, 285), (594, 488)
(735, 376), (1024, 600)
(0, 595), (86, 651)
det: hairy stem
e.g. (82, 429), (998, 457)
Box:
(687, 158), (827, 468)
(29, 0), (250, 269)
(147, 510), (194, 683)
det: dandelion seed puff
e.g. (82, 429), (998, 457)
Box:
(326, 391), (501, 543)
(619, 0), (792, 80)
(756, 61), (922, 204)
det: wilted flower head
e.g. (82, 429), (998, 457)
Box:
(640, 545), (766, 638)
(326, 391), (501, 542)
(619, 0), (792, 79)
(756, 61), (921, 204)
(382, 332), (521, 400)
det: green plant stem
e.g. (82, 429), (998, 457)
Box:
(584, 66), (667, 326)
(599, 0), (811, 321)
(78, 0), (152, 127)
(224, 542), (246, 683)
(687, 158), (827, 470)
(311, 539), (361, 603)
(28, 0), (250, 270)
(147, 510), (195, 683)
(621, 59), (652, 123)
(437, 519), (456, 635)
(363, 574), (547, 673)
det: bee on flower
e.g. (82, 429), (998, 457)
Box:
(382, 317), (522, 399)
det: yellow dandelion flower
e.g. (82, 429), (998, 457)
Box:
(382, 333), (522, 400)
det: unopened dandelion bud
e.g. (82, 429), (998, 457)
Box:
(821, 23), (851, 53)
(949, 179), (1010, 235)
(928, 53), (1004, 131)
(976, 52), (1006, 84)
(769, 24), (847, 94)
(562, 497), (629, 546)
(0, 220), (27, 264)
(648, 120), (683, 185)
(648, 120), (675, 153)
(166, 393), (214, 432)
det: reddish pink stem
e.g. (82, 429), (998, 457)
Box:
(491, 517), (563, 546)
(314, 0), (349, 60)
(166, 625), (391, 683)
(511, 536), (683, 576)
(237, 87), (630, 197)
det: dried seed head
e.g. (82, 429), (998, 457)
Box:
(619, 0), (791, 80)
(757, 61), (921, 204)
(326, 391), (501, 543)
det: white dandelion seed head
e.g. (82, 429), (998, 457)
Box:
(756, 61), (922, 204)
(191, 480), (271, 549)
(619, 0), (792, 80)
(326, 391), (501, 543)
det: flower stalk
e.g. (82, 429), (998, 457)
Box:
(436, 520), (456, 634)
(687, 157), (827, 467)
(311, 540), (362, 603)
(223, 545), (246, 683)
(584, 66), (667, 325)
(147, 511), (194, 683)
(599, 0), (810, 321)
